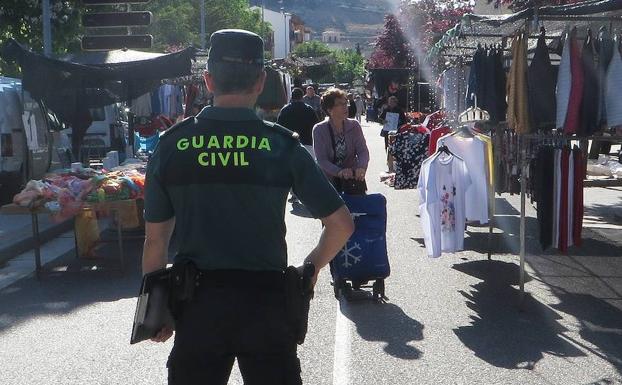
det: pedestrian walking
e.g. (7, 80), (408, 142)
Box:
(278, 87), (320, 203)
(142, 29), (354, 385)
(354, 95), (365, 123)
(303, 85), (322, 120)
(313, 87), (370, 194)
(277, 87), (319, 156)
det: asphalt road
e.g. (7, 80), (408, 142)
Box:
(0, 120), (621, 385)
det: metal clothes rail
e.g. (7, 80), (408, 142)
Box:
(517, 134), (622, 307)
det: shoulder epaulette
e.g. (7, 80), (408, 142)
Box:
(264, 120), (300, 141)
(159, 116), (196, 140)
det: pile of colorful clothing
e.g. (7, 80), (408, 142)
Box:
(12, 164), (146, 221)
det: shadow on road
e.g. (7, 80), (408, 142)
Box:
(453, 280), (585, 369)
(452, 259), (532, 286)
(452, 260), (586, 369)
(341, 301), (423, 360)
(552, 293), (622, 372)
(0, 239), (150, 334)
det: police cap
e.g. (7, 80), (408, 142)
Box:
(207, 29), (264, 67)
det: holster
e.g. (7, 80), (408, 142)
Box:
(168, 259), (199, 320)
(284, 263), (315, 345)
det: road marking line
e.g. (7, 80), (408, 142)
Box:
(333, 298), (351, 385)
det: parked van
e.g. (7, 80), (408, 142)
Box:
(62, 104), (127, 164)
(0, 76), (53, 201)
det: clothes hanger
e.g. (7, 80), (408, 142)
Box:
(458, 93), (490, 123)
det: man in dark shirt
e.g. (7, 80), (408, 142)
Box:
(277, 87), (319, 152)
(142, 29), (354, 385)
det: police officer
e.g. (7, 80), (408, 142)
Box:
(142, 29), (354, 385)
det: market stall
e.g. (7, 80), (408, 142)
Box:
(1, 163), (147, 277)
(428, 0), (622, 306)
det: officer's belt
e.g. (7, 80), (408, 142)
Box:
(196, 269), (285, 290)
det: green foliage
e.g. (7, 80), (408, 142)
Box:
(293, 44), (364, 84)
(145, 0), (272, 51)
(333, 49), (364, 83)
(0, 1), (84, 76)
(293, 41), (332, 58)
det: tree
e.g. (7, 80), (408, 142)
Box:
(145, 0), (271, 52)
(367, 14), (412, 69)
(293, 41), (332, 58)
(333, 49), (365, 84)
(0, 1), (83, 76)
(399, 0), (472, 53)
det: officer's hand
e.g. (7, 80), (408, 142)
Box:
(297, 264), (318, 289)
(338, 169), (353, 179)
(354, 168), (366, 181)
(151, 326), (174, 343)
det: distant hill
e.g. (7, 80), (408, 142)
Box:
(250, 0), (397, 55)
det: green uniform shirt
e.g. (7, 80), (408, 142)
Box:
(144, 107), (344, 271)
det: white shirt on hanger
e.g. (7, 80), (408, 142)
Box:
(439, 134), (489, 224)
(418, 153), (471, 258)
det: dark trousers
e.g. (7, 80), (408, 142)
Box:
(167, 272), (302, 385)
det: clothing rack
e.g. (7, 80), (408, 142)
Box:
(432, 2), (622, 308)
(517, 133), (622, 307)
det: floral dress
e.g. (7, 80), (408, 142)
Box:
(388, 132), (429, 189)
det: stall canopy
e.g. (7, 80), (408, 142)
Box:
(0, 39), (195, 154)
(430, 0), (622, 61)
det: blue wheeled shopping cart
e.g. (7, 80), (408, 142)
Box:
(331, 193), (389, 301)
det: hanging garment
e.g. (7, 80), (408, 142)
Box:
(572, 148), (584, 246)
(564, 28), (584, 135)
(605, 42), (622, 127)
(389, 131), (429, 189)
(130, 93), (152, 117)
(552, 149), (562, 248)
(597, 27), (614, 129)
(428, 126), (451, 156)
(440, 66), (470, 119)
(535, 147), (555, 250)
(150, 89), (161, 115)
(493, 48), (508, 122)
(528, 33), (557, 131)
(466, 48), (485, 109)
(507, 32), (530, 134)
(556, 32), (572, 130)
(440, 134), (489, 224)
(567, 150), (574, 249)
(475, 133), (495, 215)
(418, 154), (471, 258)
(483, 48), (497, 121)
(423, 110), (447, 131)
(559, 147), (570, 252)
(581, 31), (599, 135)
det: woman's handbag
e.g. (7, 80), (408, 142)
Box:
(334, 174), (367, 195)
(327, 124), (366, 195)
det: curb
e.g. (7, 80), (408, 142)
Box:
(0, 219), (74, 267)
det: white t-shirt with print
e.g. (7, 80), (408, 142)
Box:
(418, 153), (472, 257)
(441, 134), (488, 224)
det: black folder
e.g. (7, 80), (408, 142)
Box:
(130, 268), (175, 344)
